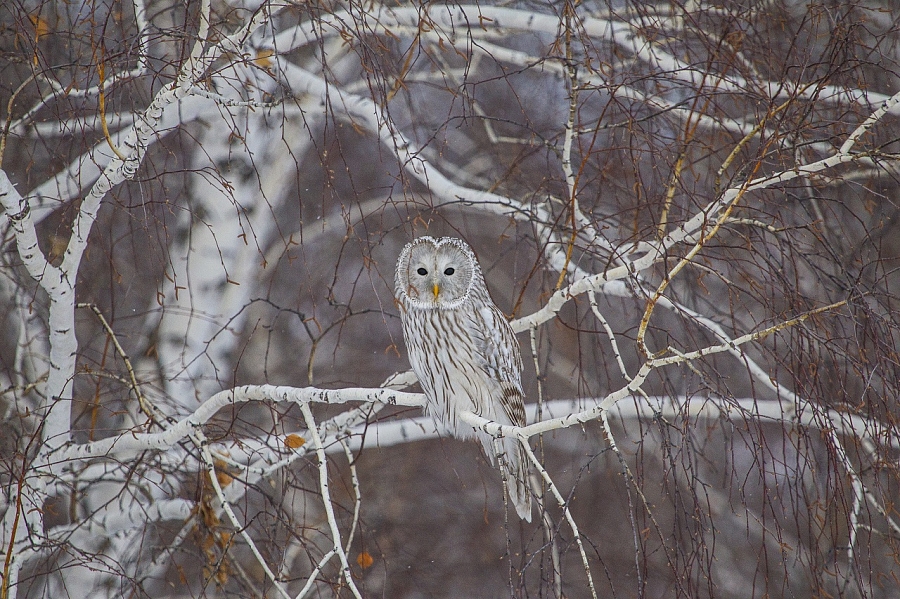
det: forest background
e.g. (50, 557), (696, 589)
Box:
(1, 1), (900, 597)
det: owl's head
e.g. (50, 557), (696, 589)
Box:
(395, 236), (480, 309)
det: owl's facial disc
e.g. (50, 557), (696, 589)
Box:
(404, 242), (472, 307)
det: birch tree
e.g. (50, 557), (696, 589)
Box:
(2, 0), (899, 597)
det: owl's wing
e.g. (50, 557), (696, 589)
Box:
(468, 303), (527, 426)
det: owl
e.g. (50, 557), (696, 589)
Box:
(395, 236), (531, 521)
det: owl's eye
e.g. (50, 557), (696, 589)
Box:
(444, 267), (455, 275)
(416, 267), (428, 276)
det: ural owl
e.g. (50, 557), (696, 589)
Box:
(394, 236), (531, 521)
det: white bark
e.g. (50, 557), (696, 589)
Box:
(3, 1), (898, 596)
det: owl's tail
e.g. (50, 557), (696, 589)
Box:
(491, 436), (532, 522)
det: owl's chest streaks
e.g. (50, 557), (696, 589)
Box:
(403, 305), (496, 434)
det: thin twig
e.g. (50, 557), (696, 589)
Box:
(636, 153), (768, 358)
(76, 303), (159, 424)
(0, 73), (37, 168)
(96, 53), (127, 161)
(649, 300), (848, 368)
(196, 430), (292, 599)
(520, 439), (598, 599)
(529, 326), (562, 597)
(556, 0), (581, 291)
(294, 549), (337, 599)
(339, 437), (362, 555)
(588, 290), (630, 379)
(297, 401), (363, 599)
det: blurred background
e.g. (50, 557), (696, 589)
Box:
(1, 0), (900, 597)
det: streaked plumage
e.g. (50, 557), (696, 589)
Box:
(394, 236), (531, 521)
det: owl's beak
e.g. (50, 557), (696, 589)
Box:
(432, 283), (440, 300)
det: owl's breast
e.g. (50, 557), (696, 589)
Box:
(402, 304), (497, 436)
